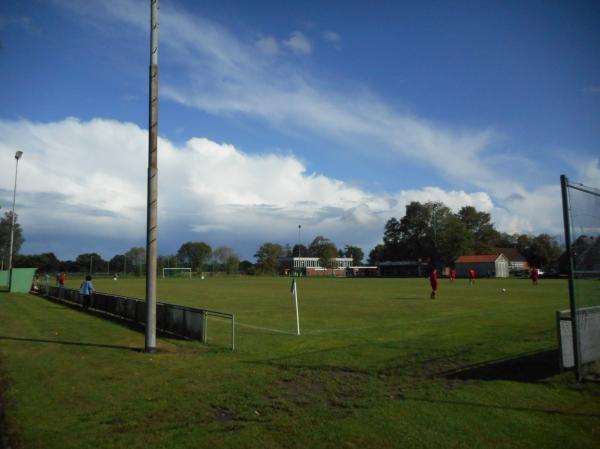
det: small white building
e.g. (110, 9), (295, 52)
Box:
(495, 248), (529, 272)
(454, 254), (510, 278)
(280, 257), (353, 276)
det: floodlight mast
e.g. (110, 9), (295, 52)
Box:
(8, 150), (23, 291)
(145, 0), (159, 353)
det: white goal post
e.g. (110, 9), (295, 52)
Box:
(162, 267), (192, 279)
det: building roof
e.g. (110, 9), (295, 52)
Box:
(495, 248), (526, 262)
(455, 254), (502, 264)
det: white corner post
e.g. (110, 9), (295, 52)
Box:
(293, 279), (300, 336)
(145, 0), (159, 353)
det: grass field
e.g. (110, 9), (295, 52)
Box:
(1, 276), (599, 448)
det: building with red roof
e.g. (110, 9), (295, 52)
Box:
(454, 254), (509, 278)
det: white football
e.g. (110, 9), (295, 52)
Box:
(501, 288), (506, 293)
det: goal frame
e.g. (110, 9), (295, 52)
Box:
(162, 267), (192, 279)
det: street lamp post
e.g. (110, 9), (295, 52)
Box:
(8, 150), (23, 291)
(297, 225), (302, 257)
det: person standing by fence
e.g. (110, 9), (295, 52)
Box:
(79, 275), (95, 309)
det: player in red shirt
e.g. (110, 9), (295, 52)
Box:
(449, 269), (456, 282)
(530, 267), (539, 285)
(429, 267), (439, 299)
(468, 268), (476, 285)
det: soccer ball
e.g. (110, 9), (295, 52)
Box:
(501, 288), (506, 293)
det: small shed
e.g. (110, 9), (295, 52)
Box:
(495, 248), (529, 272)
(454, 254), (509, 278)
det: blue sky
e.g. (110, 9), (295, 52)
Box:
(1, 0), (599, 261)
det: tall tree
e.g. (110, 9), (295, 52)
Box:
(212, 246), (240, 274)
(254, 242), (285, 274)
(368, 244), (385, 265)
(382, 217), (402, 260)
(177, 242), (212, 272)
(308, 236), (338, 268)
(291, 244), (308, 258)
(344, 245), (364, 266)
(528, 234), (562, 268)
(458, 206), (500, 253)
(0, 211), (24, 269)
(398, 202), (433, 260)
(436, 215), (472, 266)
(239, 260), (255, 275)
(308, 236), (337, 257)
(110, 254), (126, 273)
(212, 246), (236, 264)
(125, 247), (146, 276)
(75, 253), (105, 273)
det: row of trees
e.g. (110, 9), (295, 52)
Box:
(3, 202), (571, 276)
(368, 202), (563, 269)
(11, 242), (242, 276)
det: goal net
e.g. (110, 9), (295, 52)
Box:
(162, 268), (192, 279)
(560, 175), (600, 381)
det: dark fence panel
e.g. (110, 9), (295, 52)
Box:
(43, 286), (234, 347)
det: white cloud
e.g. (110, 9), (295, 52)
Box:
(53, 0), (533, 200)
(0, 117), (547, 259)
(283, 31), (312, 55)
(255, 35), (279, 55)
(322, 30), (341, 45)
(574, 158), (600, 187)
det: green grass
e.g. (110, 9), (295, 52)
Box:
(1, 276), (599, 448)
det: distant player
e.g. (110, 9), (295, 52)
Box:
(429, 267), (439, 299)
(449, 269), (456, 282)
(468, 268), (476, 285)
(530, 267), (539, 286)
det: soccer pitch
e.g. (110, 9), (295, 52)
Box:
(1, 276), (599, 448)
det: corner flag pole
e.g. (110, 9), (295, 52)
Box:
(145, 0), (159, 353)
(291, 279), (300, 336)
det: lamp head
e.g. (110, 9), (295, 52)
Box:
(15, 151), (23, 160)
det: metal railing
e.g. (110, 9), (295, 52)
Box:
(44, 286), (235, 350)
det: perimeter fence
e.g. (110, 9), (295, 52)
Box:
(560, 175), (600, 380)
(43, 286), (235, 350)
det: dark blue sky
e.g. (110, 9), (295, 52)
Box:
(1, 0), (599, 259)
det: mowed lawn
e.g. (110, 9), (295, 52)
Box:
(1, 276), (599, 449)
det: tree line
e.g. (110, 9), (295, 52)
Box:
(368, 201), (563, 269)
(2, 201), (579, 276)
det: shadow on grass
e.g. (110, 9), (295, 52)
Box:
(402, 396), (600, 418)
(0, 335), (141, 352)
(441, 349), (561, 382)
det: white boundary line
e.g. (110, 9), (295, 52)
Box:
(214, 311), (486, 337)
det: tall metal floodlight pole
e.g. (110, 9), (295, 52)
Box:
(297, 225), (302, 257)
(8, 150), (23, 292)
(145, 0), (159, 353)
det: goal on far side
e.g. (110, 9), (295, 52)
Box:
(162, 267), (192, 279)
